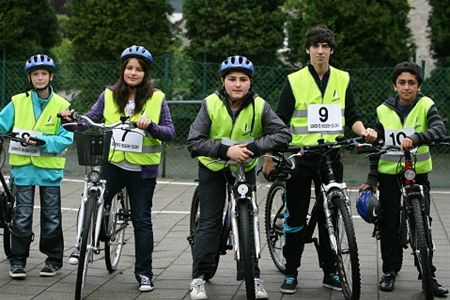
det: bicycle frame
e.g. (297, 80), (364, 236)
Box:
(74, 168), (107, 256)
(228, 163), (261, 261)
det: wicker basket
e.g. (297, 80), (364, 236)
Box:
(74, 131), (112, 166)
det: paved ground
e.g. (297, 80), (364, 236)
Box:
(0, 178), (449, 300)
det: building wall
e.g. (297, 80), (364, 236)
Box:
(409, 0), (435, 77)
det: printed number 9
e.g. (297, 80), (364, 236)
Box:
(319, 107), (328, 122)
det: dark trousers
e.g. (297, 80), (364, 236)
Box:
(192, 163), (260, 279)
(102, 163), (156, 281)
(378, 173), (436, 276)
(10, 185), (64, 267)
(283, 154), (343, 278)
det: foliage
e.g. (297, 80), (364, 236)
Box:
(284, 0), (415, 69)
(0, 0), (60, 60)
(66, 0), (174, 62)
(428, 0), (450, 67)
(183, 0), (286, 66)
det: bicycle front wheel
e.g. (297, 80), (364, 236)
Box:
(264, 181), (286, 274)
(237, 199), (256, 300)
(105, 189), (129, 273)
(409, 197), (433, 299)
(332, 195), (361, 300)
(75, 191), (96, 300)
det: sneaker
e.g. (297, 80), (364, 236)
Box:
(379, 272), (396, 292)
(68, 249), (80, 265)
(138, 274), (154, 292)
(280, 276), (297, 294)
(323, 273), (342, 291)
(255, 278), (268, 299)
(40, 263), (61, 277)
(431, 278), (449, 297)
(9, 265), (26, 279)
(190, 278), (208, 300)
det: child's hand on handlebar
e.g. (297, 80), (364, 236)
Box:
(400, 137), (414, 151)
(227, 144), (253, 163)
(262, 155), (276, 179)
(360, 128), (377, 143)
(59, 109), (76, 121)
(135, 117), (152, 129)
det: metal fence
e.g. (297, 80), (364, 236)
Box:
(1, 53), (449, 187)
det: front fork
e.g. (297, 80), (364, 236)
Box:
(321, 182), (350, 255)
(230, 184), (261, 261)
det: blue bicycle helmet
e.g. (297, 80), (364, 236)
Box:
(24, 54), (56, 74)
(120, 45), (153, 65)
(356, 188), (380, 224)
(219, 55), (255, 77)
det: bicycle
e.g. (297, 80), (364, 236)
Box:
(61, 113), (138, 300)
(264, 137), (365, 300)
(365, 137), (450, 300)
(0, 133), (45, 257)
(187, 160), (261, 300)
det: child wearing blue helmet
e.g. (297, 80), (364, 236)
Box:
(62, 45), (175, 292)
(187, 55), (292, 299)
(0, 54), (73, 278)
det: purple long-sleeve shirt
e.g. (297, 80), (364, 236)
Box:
(87, 89), (176, 179)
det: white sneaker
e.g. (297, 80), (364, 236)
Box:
(255, 278), (269, 299)
(190, 278), (208, 300)
(68, 249), (80, 265)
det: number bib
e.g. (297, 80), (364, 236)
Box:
(8, 129), (41, 156)
(384, 127), (417, 155)
(307, 104), (342, 132)
(111, 126), (144, 153)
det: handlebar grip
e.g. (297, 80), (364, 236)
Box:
(28, 136), (46, 146)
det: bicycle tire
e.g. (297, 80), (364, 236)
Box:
(409, 197), (433, 299)
(264, 181), (287, 274)
(237, 199), (256, 300)
(332, 194), (361, 300)
(75, 191), (96, 300)
(105, 189), (128, 273)
(188, 185), (220, 280)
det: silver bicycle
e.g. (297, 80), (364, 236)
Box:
(62, 113), (140, 299)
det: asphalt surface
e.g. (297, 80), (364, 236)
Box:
(0, 178), (449, 300)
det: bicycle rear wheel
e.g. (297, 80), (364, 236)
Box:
(75, 191), (96, 300)
(105, 188), (129, 273)
(188, 185), (220, 280)
(409, 197), (433, 299)
(264, 181), (286, 274)
(237, 199), (256, 300)
(332, 194), (361, 300)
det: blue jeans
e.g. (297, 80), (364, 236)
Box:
(102, 163), (156, 282)
(10, 185), (64, 267)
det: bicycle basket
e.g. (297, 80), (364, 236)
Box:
(74, 131), (112, 166)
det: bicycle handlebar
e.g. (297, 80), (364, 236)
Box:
(0, 132), (46, 146)
(57, 112), (139, 132)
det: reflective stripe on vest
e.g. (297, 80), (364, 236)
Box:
(288, 66), (348, 145)
(377, 97), (434, 174)
(198, 93), (264, 172)
(9, 92), (70, 169)
(104, 88), (163, 165)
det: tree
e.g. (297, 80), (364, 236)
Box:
(67, 0), (174, 61)
(284, 0), (415, 69)
(428, 0), (450, 67)
(0, 0), (60, 60)
(64, 0), (174, 110)
(183, 0), (286, 65)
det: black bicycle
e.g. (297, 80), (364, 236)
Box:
(265, 137), (365, 300)
(0, 132), (45, 257)
(187, 161), (261, 300)
(365, 137), (450, 300)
